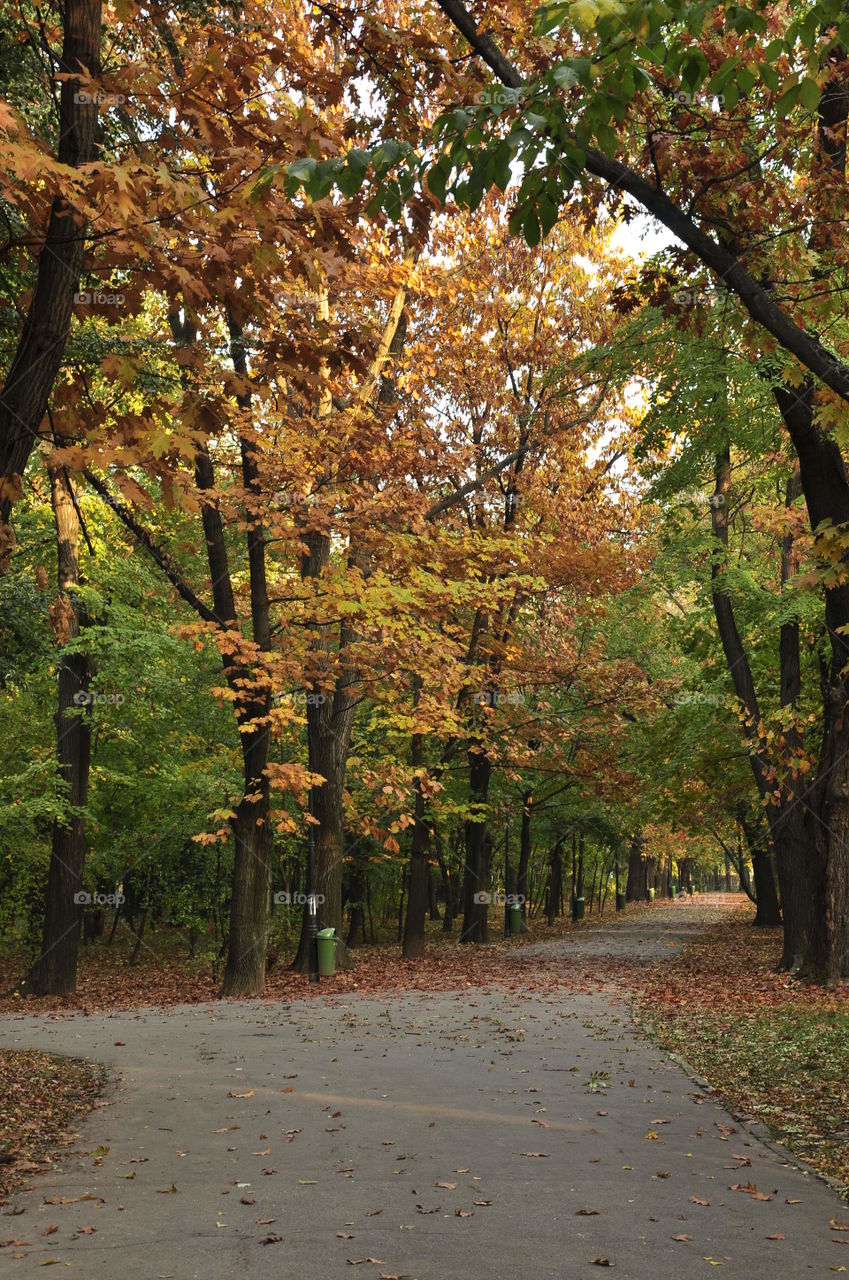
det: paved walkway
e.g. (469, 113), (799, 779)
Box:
(0, 902), (844, 1278)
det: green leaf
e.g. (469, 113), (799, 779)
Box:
(522, 205), (541, 248)
(775, 81), (801, 117)
(799, 77), (821, 113)
(426, 162), (448, 201)
(538, 193), (559, 238)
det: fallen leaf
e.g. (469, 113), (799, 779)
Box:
(729, 1182), (770, 1201)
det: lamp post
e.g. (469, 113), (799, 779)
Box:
(307, 783), (319, 983)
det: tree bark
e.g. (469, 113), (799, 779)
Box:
(459, 750), (492, 942)
(738, 804), (782, 927)
(0, 0), (102, 564)
(27, 468), (91, 995)
(403, 695), (430, 957)
(625, 832), (646, 902)
(517, 790), (533, 918)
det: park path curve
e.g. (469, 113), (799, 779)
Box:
(0, 900), (845, 1279)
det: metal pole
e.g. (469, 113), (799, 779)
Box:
(307, 784), (319, 983)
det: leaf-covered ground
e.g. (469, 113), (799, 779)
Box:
(0, 1050), (105, 1199)
(0, 907), (641, 1015)
(639, 906), (849, 1191)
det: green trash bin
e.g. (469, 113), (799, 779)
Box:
(575, 896), (585, 920)
(647, 887), (655, 902)
(509, 903), (522, 935)
(316, 927), (337, 977)
(615, 891), (626, 912)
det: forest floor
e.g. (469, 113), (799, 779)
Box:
(1, 897), (848, 1278)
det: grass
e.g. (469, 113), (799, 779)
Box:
(639, 907), (849, 1193)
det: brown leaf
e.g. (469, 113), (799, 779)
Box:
(576, 1208), (600, 1216)
(729, 1182), (770, 1200)
(672, 1234), (693, 1242)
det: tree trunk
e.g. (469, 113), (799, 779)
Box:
(428, 869), (440, 921)
(517, 790), (533, 918)
(27, 468), (91, 996)
(0, 0), (102, 565)
(403, 685), (430, 958)
(220, 323), (274, 996)
(625, 832), (646, 902)
(291, 527), (359, 972)
(459, 750), (492, 942)
(679, 858), (693, 892)
(547, 838), (563, 926)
